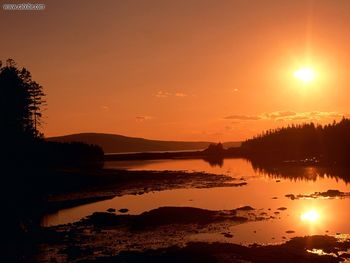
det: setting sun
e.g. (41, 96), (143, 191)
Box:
(294, 67), (316, 83)
(300, 210), (320, 223)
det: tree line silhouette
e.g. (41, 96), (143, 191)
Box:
(241, 118), (350, 164)
(0, 59), (104, 169)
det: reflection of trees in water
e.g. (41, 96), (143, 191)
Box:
(250, 159), (350, 184)
(202, 143), (225, 167)
(202, 156), (224, 167)
(199, 155), (350, 183)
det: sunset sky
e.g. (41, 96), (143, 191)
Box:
(2, 0), (350, 141)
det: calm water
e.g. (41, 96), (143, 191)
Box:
(43, 158), (350, 244)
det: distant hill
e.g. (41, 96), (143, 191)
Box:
(47, 133), (241, 153)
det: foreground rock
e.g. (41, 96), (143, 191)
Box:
(83, 206), (254, 229)
(36, 206), (270, 262)
(285, 189), (350, 200)
(80, 235), (350, 263)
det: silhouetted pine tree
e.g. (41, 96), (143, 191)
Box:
(0, 59), (45, 141)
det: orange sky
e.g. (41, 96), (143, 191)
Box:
(1, 0), (350, 141)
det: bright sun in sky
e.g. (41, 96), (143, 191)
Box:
(293, 67), (316, 83)
(300, 210), (320, 223)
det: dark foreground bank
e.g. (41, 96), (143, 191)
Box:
(34, 205), (350, 262)
(83, 235), (350, 263)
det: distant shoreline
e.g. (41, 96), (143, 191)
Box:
(104, 149), (202, 155)
(104, 149), (239, 161)
(104, 148), (334, 167)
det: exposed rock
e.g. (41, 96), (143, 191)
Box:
(285, 189), (350, 200)
(223, 233), (233, 238)
(86, 236), (348, 263)
(236, 206), (254, 211)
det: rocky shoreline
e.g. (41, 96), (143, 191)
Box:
(45, 169), (246, 211)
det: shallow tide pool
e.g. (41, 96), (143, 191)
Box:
(43, 158), (350, 244)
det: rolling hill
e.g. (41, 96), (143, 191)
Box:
(47, 133), (241, 153)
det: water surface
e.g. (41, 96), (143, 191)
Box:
(43, 158), (350, 244)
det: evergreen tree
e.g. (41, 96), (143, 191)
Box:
(0, 59), (46, 141)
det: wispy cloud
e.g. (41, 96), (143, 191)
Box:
(262, 111), (344, 121)
(155, 91), (171, 98)
(262, 111), (296, 120)
(155, 90), (188, 98)
(224, 111), (346, 122)
(224, 115), (261, 121)
(135, 115), (153, 122)
(175, 92), (187, 97)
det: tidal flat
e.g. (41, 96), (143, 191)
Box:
(32, 158), (350, 262)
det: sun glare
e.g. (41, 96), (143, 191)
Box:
(294, 67), (315, 83)
(300, 210), (320, 223)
